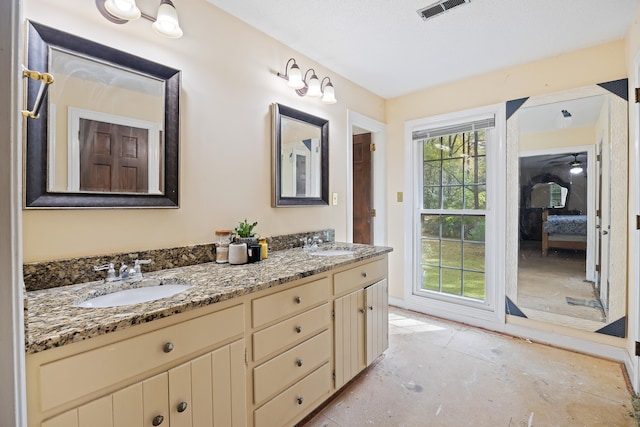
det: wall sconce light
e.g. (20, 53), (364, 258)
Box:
(277, 58), (338, 104)
(97, 0), (183, 38)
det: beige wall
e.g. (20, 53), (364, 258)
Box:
(22, 0), (384, 262)
(519, 126), (595, 152)
(385, 40), (627, 301)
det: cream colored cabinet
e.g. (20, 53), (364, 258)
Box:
(250, 276), (332, 427)
(30, 304), (245, 427)
(41, 339), (246, 427)
(333, 258), (389, 390)
(365, 279), (389, 365)
(31, 253), (390, 427)
(334, 288), (365, 388)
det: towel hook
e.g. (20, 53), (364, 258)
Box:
(22, 66), (54, 119)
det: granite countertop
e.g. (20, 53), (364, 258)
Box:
(25, 243), (392, 354)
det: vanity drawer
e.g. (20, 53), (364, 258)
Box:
(254, 363), (331, 427)
(253, 303), (330, 361)
(253, 330), (330, 405)
(333, 257), (386, 296)
(37, 304), (244, 412)
(252, 277), (329, 328)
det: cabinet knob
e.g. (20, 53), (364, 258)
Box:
(294, 296), (302, 304)
(163, 342), (174, 353)
(295, 325), (302, 334)
(369, 305), (374, 311)
(152, 415), (164, 426)
(177, 401), (188, 413)
(361, 272), (368, 278)
(359, 308), (365, 314)
(295, 358), (303, 367)
(296, 396), (304, 405)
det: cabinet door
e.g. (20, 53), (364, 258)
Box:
(78, 395), (112, 427)
(143, 372), (169, 427)
(333, 289), (365, 389)
(365, 279), (389, 365)
(181, 338), (247, 427)
(169, 362), (193, 427)
(113, 382), (144, 426)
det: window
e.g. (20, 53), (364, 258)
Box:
(418, 125), (488, 301)
(410, 109), (503, 315)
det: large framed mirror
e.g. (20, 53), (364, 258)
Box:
(271, 103), (329, 207)
(506, 79), (628, 336)
(25, 21), (180, 208)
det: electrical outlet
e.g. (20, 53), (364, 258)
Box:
(397, 192), (403, 202)
(332, 193), (338, 205)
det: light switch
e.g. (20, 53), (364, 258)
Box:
(332, 193), (338, 205)
(397, 192), (403, 202)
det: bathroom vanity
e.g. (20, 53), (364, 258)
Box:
(24, 244), (391, 427)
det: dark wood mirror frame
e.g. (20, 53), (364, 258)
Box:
(271, 103), (329, 207)
(25, 21), (181, 208)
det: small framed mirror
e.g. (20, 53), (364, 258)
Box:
(271, 103), (329, 206)
(24, 21), (180, 208)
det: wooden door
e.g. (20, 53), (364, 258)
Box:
(353, 133), (373, 244)
(79, 118), (149, 193)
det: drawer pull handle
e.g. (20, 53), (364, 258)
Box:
(358, 308), (365, 314)
(295, 325), (302, 334)
(163, 342), (174, 353)
(295, 358), (303, 367)
(362, 272), (368, 278)
(152, 415), (164, 426)
(369, 305), (374, 311)
(294, 296), (302, 304)
(297, 396), (304, 405)
(177, 401), (188, 413)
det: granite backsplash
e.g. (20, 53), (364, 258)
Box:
(23, 229), (335, 292)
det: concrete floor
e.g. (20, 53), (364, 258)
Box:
(301, 307), (635, 427)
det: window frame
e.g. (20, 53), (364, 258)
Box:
(403, 103), (506, 326)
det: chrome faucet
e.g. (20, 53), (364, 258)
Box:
(300, 236), (322, 251)
(94, 259), (152, 282)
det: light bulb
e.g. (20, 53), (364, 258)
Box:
(152, 0), (183, 38)
(307, 73), (321, 97)
(287, 64), (304, 89)
(321, 82), (337, 104)
(104, 0), (141, 20)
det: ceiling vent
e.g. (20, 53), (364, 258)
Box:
(417, 0), (470, 21)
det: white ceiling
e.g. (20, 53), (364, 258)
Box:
(206, 0), (639, 99)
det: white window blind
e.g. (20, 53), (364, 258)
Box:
(412, 116), (495, 141)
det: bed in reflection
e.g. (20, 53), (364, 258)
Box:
(541, 211), (587, 256)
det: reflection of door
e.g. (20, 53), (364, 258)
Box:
(295, 154), (307, 197)
(597, 139), (612, 312)
(80, 119), (149, 193)
(353, 133), (372, 244)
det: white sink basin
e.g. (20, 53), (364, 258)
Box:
(75, 283), (191, 308)
(309, 249), (354, 257)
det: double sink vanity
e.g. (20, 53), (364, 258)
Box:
(24, 243), (392, 427)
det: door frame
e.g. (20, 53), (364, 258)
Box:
(347, 111), (387, 245)
(633, 51), (640, 394)
(0, 0), (27, 425)
(518, 145), (597, 284)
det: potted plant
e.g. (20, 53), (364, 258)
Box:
(233, 219), (258, 245)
